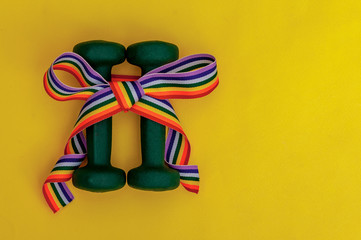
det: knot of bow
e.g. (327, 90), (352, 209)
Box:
(43, 52), (218, 213)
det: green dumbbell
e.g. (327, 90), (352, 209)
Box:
(72, 40), (127, 192)
(126, 41), (181, 190)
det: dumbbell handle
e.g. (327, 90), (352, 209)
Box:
(84, 79), (112, 166)
(140, 67), (166, 167)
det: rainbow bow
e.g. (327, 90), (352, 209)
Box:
(43, 52), (219, 213)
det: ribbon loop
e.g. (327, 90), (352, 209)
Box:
(44, 52), (109, 101)
(43, 52), (219, 213)
(139, 54), (218, 99)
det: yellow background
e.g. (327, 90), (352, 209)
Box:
(1, 0), (361, 239)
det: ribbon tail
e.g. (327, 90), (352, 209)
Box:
(167, 163), (200, 194)
(42, 153), (85, 213)
(43, 88), (120, 213)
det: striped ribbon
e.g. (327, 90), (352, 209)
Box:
(43, 52), (218, 213)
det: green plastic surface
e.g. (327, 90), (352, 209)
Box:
(72, 40), (126, 192)
(127, 41), (181, 190)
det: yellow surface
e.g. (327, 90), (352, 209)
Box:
(1, 0), (361, 239)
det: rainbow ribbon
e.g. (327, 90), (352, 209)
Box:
(43, 52), (219, 213)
